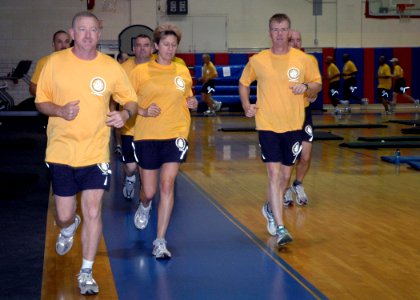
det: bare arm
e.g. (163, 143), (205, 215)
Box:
(239, 83), (256, 117)
(35, 100), (80, 121)
(29, 82), (37, 97)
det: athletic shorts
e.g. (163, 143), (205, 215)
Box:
(302, 107), (314, 143)
(47, 162), (111, 197)
(120, 135), (136, 164)
(258, 130), (302, 166)
(328, 81), (340, 99)
(394, 78), (407, 94)
(201, 80), (216, 94)
(343, 77), (358, 99)
(133, 138), (189, 170)
(377, 88), (391, 101)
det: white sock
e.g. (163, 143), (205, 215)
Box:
(61, 218), (77, 236)
(81, 259), (94, 270)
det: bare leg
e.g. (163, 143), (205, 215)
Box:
(156, 162), (180, 239)
(80, 189), (104, 261)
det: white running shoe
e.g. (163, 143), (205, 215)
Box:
(122, 176), (135, 200)
(134, 202), (151, 230)
(291, 184), (308, 206)
(152, 238), (172, 259)
(283, 188), (294, 206)
(361, 98), (369, 105)
(261, 201), (277, 236)
(203, 109), (216, 116)
(78, 268), (99, 295)
(414, 99), (419, 108)
(56, 214), (81, 256)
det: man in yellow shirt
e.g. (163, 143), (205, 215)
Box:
(35, 11), (137, 295)
(118, 34), (154, 200)
(377, 56), (393, 114)
(29, 30), (71, 96)
(390, 57), (419, 109)
(342, 53), (368, 111)
(239, 14), (321, 247)
(199, 53), (222, 116)
(283, 29), (320, 207)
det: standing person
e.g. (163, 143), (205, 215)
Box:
(390, 57), (419, 108)
(118, 34), (154, 200)
(129, 23), (198, 259)
(35, 11), (137, 295)
(376, 56), (393, 115)
(239, 14), (321, 246)
(283, 29), (321, 207)
(29, 30), (71, 96)
(199, 53), (222, 116)
(325, 56), (342, 115)
(342, 53), (368, 111)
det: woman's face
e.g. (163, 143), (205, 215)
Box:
(155, 34), (178, 63)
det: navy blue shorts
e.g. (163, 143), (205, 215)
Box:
(377, 88), (391, 101)
(328, 81), (340, 99)
(394, 78), (407, 94)
(258, 130), (302, 166)
(302, 107), (313, 143)
(201, 80), (216, 94)
(120, 135), (136, 164)
(47, 163), (111, 197)
(133, 138), (189, 170)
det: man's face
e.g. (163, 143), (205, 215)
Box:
(53, 33), (71, 51)
(70, 16), (101, 52)
(289, 31), (302, 50)
(133, 37), (153, 60)
(269, 20), (290, 47)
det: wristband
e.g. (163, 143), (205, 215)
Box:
(123, 108), (132, 119)
(303, 83), (309, 91)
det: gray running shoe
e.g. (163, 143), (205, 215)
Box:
(283, 188), (294, 207)
(56, 214), (81, 256)
(152, 239), (172, 259)
(134, 202), (151, 230)
(78, 268), (99, 295)
(276, 226), (293, 246)
(361, 98), (369, 105)
(214, 101), (222, 112)
(291, 184), (308, 206)
(415, 99), (420, 108)
(262, 201), (276, 236)
(122, 176), (135, 200)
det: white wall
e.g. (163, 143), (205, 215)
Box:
(0, 0), (419, 61)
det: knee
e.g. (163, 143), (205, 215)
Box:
(160, 179), (175, 195)
(142, 186), (157, 201)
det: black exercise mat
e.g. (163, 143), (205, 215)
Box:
(389, 119), (420, 126)
(358, 136), (420, 142)
(314, 124), (388, 129)
(340, 141), (420, 149)
(314, 131), (343, 140)
(401, 127), (420, 134)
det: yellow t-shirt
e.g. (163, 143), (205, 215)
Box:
(378, 64), (392, 90)
(305, 54), (320, 107)
(30, 55), (50, 84)
(130, 60), (193, 141)
(328, 63), (340, 83)
(151, 53), (187, 66)
(342, 60), (357, 80)
(35, 48), (137, 167)
(239, 48), (321, 133)
(119, 57), (139, 136)
(202, 61), (218, 80)
(393, 65), (404, 79)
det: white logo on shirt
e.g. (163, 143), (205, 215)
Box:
(90, 77), (106, 96)
(174, 76), (185, 91)
(287, 67), (300, 82)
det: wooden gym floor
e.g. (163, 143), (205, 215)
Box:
(41, 106), (420, 299)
